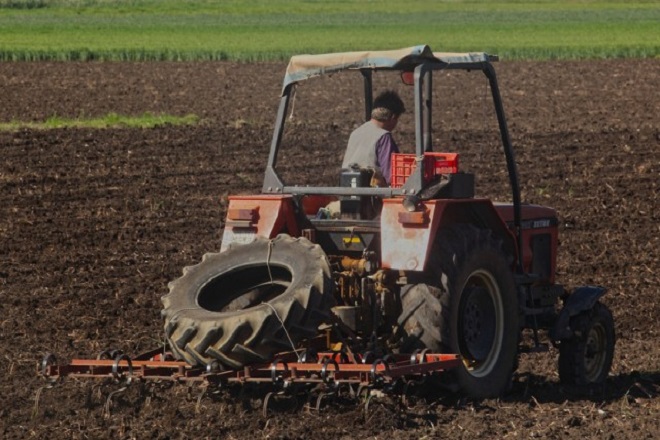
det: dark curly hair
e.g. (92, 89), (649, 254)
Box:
(371, 90), (405, 121)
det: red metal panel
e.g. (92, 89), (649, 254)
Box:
(381, 198), (520, 272)
(220, 195), (299, 252)
(494, 203), (558, 282)
(380, 199), (445, 270)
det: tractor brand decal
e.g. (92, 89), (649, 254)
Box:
(532, 219), (551, 229)
(513, 217), (558, 230)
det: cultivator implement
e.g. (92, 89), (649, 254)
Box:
(39, 347), (461, 415)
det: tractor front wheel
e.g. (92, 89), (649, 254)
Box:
(558, 302), (615, 385)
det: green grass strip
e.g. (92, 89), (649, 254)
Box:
(0, 112), (199, 131)
(0, 1), (658, 61)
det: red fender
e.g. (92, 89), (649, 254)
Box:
(380, 198), (518, 272)
(220, 195), (299, 252)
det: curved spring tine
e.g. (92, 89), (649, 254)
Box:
(401, 380), (418, 408)
(270, 358), (289, 388)
(363, 393), (377, 422)
(195, 384), (209, 414)
(109, 349), (124, 359)
(238, 384), (252, 411)
(315, 392), (327, 412)
(356, 383), (370, 403)
(370, 358), (392, 384)
(206, 360), (221, 374)
(262, 391), (275, 418)
(321, 358), (339, 384)
(103, 386), (128, 419)
(32, 386), (46, 420)
(333, 350), (350, 364)
(304, 391), (316, 414)
(265, 391), (299, 417)
(382, 353), (396, 365)
(410, 349), (421, 365)
(98, 349), (124, 360)
(112, 353), (134, 384)
(97, 349), (113, 360)
(263, 390), (299, 418)
(300, 348), (318, 363)
(361, 351), (375, 364)
(40, 353), (57, 377)
(410, 348), (430, 365)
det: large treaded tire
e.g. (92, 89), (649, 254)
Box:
(398, 224), (519, 399)
(398, 283), (449, 352)
(558, 301), (615, 385)
(161, 234), (335, 369)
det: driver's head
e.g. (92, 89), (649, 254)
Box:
(371, 90), (405, 122)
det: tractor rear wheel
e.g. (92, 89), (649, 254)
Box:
(398, 225), (519, 399)
(558, 301), (615, 385)
(161, 234), (334, 369)
(398, 283), (448, 352)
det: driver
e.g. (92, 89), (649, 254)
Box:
(341, 90), (405, 187)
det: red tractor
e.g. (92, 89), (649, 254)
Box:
(161, 46), (615, 399)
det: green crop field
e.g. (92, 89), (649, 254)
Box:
(0, 0), (658, 61)
(0, 112), (198, 131)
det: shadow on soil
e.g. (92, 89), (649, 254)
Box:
(503, 370), (660, 405)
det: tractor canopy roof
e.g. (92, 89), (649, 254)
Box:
(282, 45), (497, 93)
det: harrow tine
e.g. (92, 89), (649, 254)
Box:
(369, 357), (392, 386)
(262, 390), (299, 418)
(361, 350), (375, 365)
(300, 348), (318, 363)
(303, 389), (319, 414)
(315, 392), (328, 412)
(270, 358), (289, 389)
(97, 348), (124, 360)
(111, 353), (134, 384)
(31, 386), (47, 420)
(401, 379), (420, 408)
(320, 357), (339, 385)
(356, 383), (370, 402)
(363, 391), (376, 422)
(206, 360), (221, 374)
(40, 353), (57, 379)
(364, 389), (396, 423)
(103, 385), (128, 419)
(262, 391), (275, 418)
(195, 383), (209, 414)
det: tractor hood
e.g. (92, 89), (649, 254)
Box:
(282, 45), (496, 93)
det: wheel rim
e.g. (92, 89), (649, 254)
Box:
(583, 321), (607, 382)
(197, 264), (292, 312)
(457, 269), (504, 377)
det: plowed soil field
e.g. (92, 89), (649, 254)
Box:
(1, 59), (658, 439)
